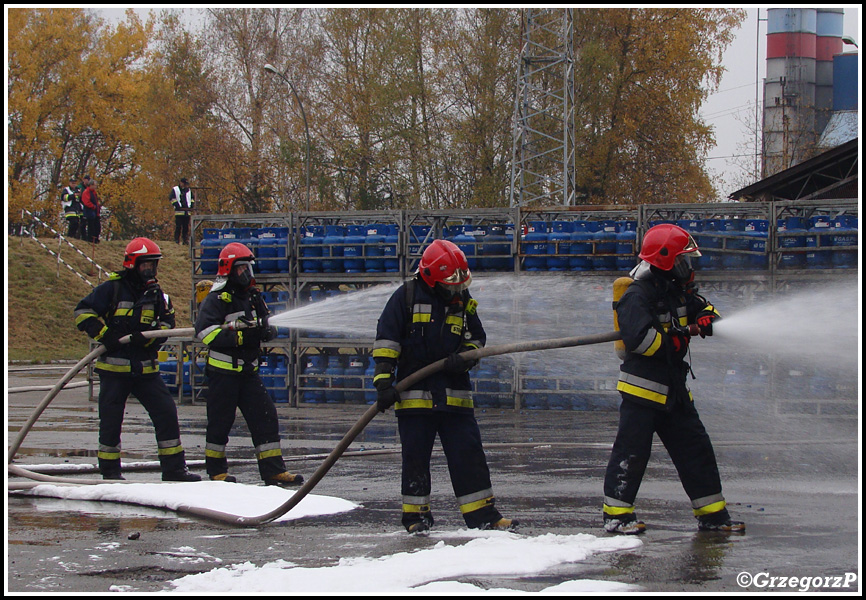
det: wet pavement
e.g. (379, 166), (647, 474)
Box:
(6, 366), (861, 594)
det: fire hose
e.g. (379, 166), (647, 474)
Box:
(8, 327), (621, 526)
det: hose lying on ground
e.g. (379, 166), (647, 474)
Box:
(171, 330), (621, 526)
(9, 328), (621, 526)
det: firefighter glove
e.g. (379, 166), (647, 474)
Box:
(669, 329), (690, 357)
(443, 352), (475, 373)
(262, 326), (278, 343)
(696, 310), (718, 338)
(99, 328), (125, 352)
(128, 331), (149, 347)
(376, 385), (400, 413)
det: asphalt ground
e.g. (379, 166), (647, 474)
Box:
(6, 366), (861, 594)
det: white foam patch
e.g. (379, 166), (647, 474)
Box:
(15, 480), (358, 522)
(168, 532), (643, 593)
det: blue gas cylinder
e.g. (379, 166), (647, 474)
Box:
(806, 215), (833, 269)
(778, 217), (807, 269)
(300, 226), (324, 273)
(274, 227), (289, 272)
(344, 356), (366, 404)
(479, 224), (510, 271)
(324, 355), (345, 403)
(256, 228), (277, 273)
(408, 225), (432, 266)
(322, 225), (346, 273)
(522, 221), (548, 271)
(615, 221), (637, 271)
(343, 225), (366, 273)
(569, 221), (593, 271)
(830, 215), (857, 268)
(160, 357), (178, 392)
(259, 355), (275, 401)
(364, 225), (385, 272)
(474, 361), (499, 408)
(383, 225), (401, 272)
(744, 219), (769, 270)
(521, 366), (549, 410)
(200, 229), (221, 275)
(273, 355), (288, 403)
(724, 219), (749, 269)
(364, 357), (377, 405)
(547, 221), (573, 271)
(301, 355), (325, 404)
(593, 221), (617, 271)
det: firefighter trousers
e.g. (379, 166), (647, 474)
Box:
(96, 372), (186, 476)
(203, 369), (286, 480)
(603, 397), (725, 515)
(397, 411), (502, 529)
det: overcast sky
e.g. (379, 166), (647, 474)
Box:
(94, 6), (862, 199)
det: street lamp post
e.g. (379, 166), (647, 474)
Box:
(264, 63), (311, 211)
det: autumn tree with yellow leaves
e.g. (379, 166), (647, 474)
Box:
(8, 7), (744, 239)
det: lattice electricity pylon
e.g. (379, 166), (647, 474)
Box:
(509, 8), (576, 207)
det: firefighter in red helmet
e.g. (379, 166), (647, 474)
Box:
(194, 242), (303, 486)
(602, 224), (742, 534)
(74, 238), (200, 481)
(373, 239), (517, 534)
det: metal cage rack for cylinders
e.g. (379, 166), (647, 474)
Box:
(178, 200), (856, 412)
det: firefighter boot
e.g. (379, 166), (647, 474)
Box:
(210, 473), (237, 483)
(160, 449), (202, 482)
(482, 518), (520, 532)
(697, 509), (745, 533)
(604, 514), (646, 535)
(162, 468), (202, 482)
(264, 471), (304, 487)
(405, 512), (434, 535)
(99, 457), (125, 481)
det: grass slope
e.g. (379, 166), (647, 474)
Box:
(7, 236), (195, 362)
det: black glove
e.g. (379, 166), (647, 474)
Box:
(262, 326), (278, 343)
(99, 328), (125, 352)
(668, 328), (690, 359)
(143, 279), (161, 300)
(443, 352), (476, 373)
(128, 331), (149, 347)
(376, 385), (400, 413)
(696, 310), (718, 338)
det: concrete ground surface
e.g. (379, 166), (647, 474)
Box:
(6, 366), (861, 594)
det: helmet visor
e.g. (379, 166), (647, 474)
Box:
(672, 254), (694, 281)
(230, 261), (255, 288)
(137, 259), (159, 281)
(441, 268), (472, 292)
(682, 233), (701, 257)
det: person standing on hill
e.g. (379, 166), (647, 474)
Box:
(60, 176), (83, 240)
(170, 177), (195, 245)
(81, 178), (101, 243)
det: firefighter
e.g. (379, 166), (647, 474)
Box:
(603, 223), (743, 534)
(195, 242), (303, 486)
(74, 238), (200, 482)
(169, 177), (195, 245)
(373, 239), (517, 534)
(60, 176), (83, 239)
